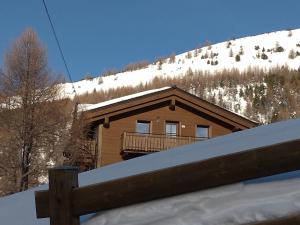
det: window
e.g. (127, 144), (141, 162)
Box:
(196, 125), (209, 138)
(165, 122), (178, 136)
(136, 121), (151, 134)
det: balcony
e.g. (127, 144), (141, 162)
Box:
(121, 132), (206, 155)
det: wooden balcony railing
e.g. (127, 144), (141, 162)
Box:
(121, 132), (206, 154)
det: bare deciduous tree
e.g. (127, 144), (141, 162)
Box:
(0, 28), (70, 194)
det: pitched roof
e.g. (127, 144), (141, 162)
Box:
(81, 86), (258, 129)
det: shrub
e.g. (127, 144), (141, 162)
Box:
(289, 49), (296, 59)
(169, 53), (176, 63)
(98, 77), (103, 85)
(296, 43), (300, 47)
(101, 68), (119, 77)
(193, 49), (198, 57)
(274, 42), (284, 52)
(256, 52), (261, 59)
(201, 52), (209, 59)
(211, 60), (218, 66)
(210, 52), (218, 58)
(207, 60), (210, 64)
(235, 54), (241, 62)
(226, 41), (232, 48)
(239, 46), (244, 55)
(123, 60), (149, 72)
(229, 48), (233, 57)
(254, 45), (260, 50)
(84, 74), (94, 81)
(155, 56), (167, 65)
(185, 51), (192, 59)
(157, 60), (163, 70)
(276, 46), (284, 52)
(261, 53), (268, 60)
(202, 40), (213, 50)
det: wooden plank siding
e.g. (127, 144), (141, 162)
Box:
(99, 104), (234, 166)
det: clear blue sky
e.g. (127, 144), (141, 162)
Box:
(1, 0), (299, 81)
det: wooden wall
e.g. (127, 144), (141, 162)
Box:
(98, 103), (234, 166)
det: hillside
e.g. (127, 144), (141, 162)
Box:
(61, 28), (300, 98)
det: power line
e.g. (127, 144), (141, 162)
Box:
(41, 0), (77, 96)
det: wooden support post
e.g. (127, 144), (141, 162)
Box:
(169, 98), (176, 111)
(48, 166), (79, 225)
(103, 117), (110, 128)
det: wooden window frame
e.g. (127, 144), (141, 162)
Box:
(195, 125), (210, 139)
(165, 121), (180, 136)
(136, 120), (152, 134)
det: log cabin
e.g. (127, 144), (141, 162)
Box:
(73, 86), (258, 170)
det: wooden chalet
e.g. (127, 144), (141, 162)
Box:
(76, 86), (257, 169)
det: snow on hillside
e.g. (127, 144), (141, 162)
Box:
(61, 29), (300, 98)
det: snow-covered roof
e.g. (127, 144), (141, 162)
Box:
(79, 86), (171, 112)
(1, 118), (300, 225)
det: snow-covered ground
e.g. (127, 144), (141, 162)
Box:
(0, 119), (300, 225)
(61, 29), (300, 99)
(84, 173), (300, 225)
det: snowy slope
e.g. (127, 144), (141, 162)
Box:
(0, 119), (300, 225)
(61, 29), (300, 98)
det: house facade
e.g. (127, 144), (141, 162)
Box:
(78, 86), (257, 168)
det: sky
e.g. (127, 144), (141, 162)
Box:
(0, 0), (300, 82)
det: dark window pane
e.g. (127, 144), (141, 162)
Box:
(136, 121), (150, 133)
(165, 122), (178, 136)
(196, 126), (209, 138)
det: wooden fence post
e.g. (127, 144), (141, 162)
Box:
(48, 166), (79, 225)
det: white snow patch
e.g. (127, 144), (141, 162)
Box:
(80, 86), (171, 111)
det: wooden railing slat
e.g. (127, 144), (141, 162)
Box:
(121, 132), (204, 153)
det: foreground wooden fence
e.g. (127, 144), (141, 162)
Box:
(35, 139), (300, 225)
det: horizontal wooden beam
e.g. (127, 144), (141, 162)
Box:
(35, 139), (300, 218)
